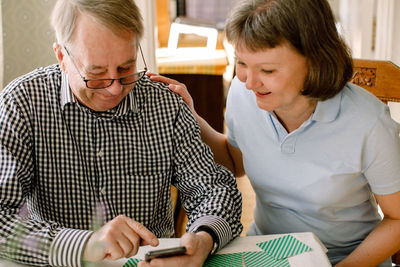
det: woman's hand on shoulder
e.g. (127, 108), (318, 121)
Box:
(147, 72), (195, 113)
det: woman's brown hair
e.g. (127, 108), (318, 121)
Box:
(225, 0), (353, 100)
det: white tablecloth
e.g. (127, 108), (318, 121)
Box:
(0, 232), (331, 267)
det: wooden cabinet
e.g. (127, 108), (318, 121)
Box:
(164, 73), (224, 132)
(157, 48), (228, 132)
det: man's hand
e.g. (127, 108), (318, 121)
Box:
(83, 215), (159, 262)
(137, 231), (214, 267)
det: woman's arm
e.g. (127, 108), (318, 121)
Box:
(194, 114), (245, 176)
(335, 191), (400, 267)
(147, 73), (244, 176)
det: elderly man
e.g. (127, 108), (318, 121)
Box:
(0, 0), (242, 266)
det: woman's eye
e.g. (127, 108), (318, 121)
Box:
(262, 69), (273, 74)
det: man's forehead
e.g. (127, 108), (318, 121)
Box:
(72, 12), (138, 47)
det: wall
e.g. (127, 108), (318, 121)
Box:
(1, 0), (56, 88)
(392, 1), (400, 66)
(0, 0), (157, 89)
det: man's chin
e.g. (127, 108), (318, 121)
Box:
(92, 97), (122, 111)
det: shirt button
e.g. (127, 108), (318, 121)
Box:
(99, 187), (106, 195)
(281, 143), (295, 154)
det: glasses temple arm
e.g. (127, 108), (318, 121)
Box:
(138, 44), (148, 72)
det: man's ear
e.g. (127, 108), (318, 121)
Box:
(53, 42), (67, 72)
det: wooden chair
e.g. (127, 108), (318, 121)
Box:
(351, 59), (400, 266)
(171, 186), (188, 237)
(351, 59), (400, 103)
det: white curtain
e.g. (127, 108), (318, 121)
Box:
(336, 0), (375, 59)
(136, 0), (157, 72)
(0, 0), (3, 90)
(334, 0), (399, 65)
(374, 0), (395, 60)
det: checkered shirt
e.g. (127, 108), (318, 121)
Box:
(0, 64), (242, 266)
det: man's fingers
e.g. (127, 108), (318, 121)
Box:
(117, 236), (136, 258)
(125, 218), (159, 246)
(105, 243), (125, 261)
(148, 255), (188, 267)
(179, 232), (197, 255)
(83, 216), (158, 262)
(121, 228), (141, 256)
(103, 231), (139, 260)
(137, 260), (150, 267)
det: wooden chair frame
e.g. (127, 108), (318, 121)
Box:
(352, 59), (400, 265)
(351, 59), (400, 103)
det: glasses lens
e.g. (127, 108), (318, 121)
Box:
(86, 79), (113, 89)
(120, 71), (145, 85)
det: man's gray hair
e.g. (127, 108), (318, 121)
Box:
(51, 0), (143, 45)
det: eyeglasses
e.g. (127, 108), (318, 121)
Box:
(63, 45), (148, 89)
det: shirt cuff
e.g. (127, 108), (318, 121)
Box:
(189, 215), (232, 250)
(49, 228), (93, 267)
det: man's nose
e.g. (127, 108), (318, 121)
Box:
(106, 79), (124, 95)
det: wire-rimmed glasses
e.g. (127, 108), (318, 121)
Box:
(63, 45), (148, 89)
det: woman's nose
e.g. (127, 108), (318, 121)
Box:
(245, 71), (262, 90)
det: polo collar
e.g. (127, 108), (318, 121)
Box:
(311, 89), (343, 123)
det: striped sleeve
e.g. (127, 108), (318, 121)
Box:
(49, 228), (92, 267)
(189, 215), (232, 250)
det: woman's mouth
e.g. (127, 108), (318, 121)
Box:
(255, 91), (271, 97)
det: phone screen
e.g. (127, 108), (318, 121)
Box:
(144, 246), (187, 261)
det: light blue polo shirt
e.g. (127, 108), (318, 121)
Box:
(225, 77), (400, 265)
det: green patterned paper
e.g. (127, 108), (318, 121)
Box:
(257, 235), (312, 260)
(243, 251), (290, 267)
(124, 235), (312, 267)
(204, 253), (244, 267)
(123, 258), (142, 267)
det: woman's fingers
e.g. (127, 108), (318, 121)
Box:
(147, 72), (183, 86)
(147, 72), (195, 111)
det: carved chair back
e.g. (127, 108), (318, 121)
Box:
(351, 59), (400, 103)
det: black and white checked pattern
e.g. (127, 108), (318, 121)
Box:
(0, 64), (243, 267)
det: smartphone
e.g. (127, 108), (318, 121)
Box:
(144, 246), (187, 261)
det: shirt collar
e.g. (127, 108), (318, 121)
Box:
(60, 71), (137, 116)
(311, 89), (343, 123)
(60, 71), (73, 108)
(266, 89), (343, 125)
